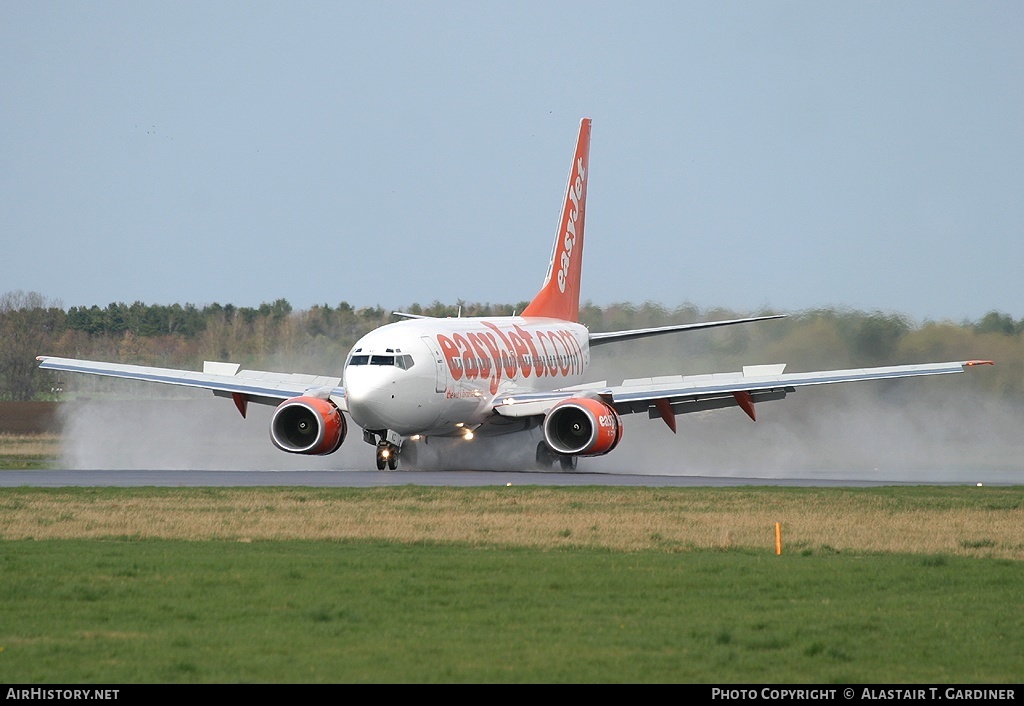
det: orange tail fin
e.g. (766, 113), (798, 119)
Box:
(521, 118), (592, 322)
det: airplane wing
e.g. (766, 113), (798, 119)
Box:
(492, 360), (993, 431)
(36, 356), (345, 414)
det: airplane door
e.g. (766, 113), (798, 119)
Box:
(421, 336), (447, 393)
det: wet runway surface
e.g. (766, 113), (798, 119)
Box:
(0, 469), (995, 488)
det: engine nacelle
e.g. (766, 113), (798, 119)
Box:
(270, 396), (347, 455)
(543, 397), (623, 457)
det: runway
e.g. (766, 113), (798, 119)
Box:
(44, 398), (1021, 488)
(0, 468), (996, 488)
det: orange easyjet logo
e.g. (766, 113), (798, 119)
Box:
(557, 157), (587, 293)
(437, 322), (584, 395)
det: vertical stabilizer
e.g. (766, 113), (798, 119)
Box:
(521, 118), (592, 322)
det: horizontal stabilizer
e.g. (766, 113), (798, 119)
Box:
(392, 312), (435, 320)
(589, 314), (785, 346)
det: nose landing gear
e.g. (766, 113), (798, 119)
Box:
(365, 429), (404, 470)
(375, 440), (400, 470)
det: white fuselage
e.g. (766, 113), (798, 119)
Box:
(343, 316), (590, 437)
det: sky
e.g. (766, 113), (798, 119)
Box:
(2, 2), (1022, 323)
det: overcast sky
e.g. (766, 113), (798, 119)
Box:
(3, 2), (1021, 323)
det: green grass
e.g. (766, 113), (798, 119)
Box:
(1, 539), (1022, 683)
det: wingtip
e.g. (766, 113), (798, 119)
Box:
(964, 360), (995, 367)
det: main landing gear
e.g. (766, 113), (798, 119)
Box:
(536, 441), (578, 471)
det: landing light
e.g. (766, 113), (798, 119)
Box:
(381, 448), (390, 459)
(463, 430), (475, 441)
(410, 434), (422, 441)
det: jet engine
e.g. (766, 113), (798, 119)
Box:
(270, 396), (347, 455)
(542, 397), (623, 456)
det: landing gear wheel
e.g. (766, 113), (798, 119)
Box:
(535, 441), (577, 471)
(536, 441), (556, 469)
(376, 441), (399, 471)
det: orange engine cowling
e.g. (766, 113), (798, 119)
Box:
(542, 397), (623, 457)
(270, 396), (347, 455)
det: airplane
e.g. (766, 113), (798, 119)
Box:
(37, 118), (993, 471)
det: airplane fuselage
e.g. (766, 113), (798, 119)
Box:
(343, 316), (590, 437)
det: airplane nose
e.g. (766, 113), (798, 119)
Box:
(343, 373), (374, 408)
(344, 366), (440, 434)
(344, 370), (388, 427)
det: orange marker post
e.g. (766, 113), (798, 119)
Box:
(775, 522), (782, 555)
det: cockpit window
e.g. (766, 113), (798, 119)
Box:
(347, 352), (414, 369)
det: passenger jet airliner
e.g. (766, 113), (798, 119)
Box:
(38, 119), (992, 471)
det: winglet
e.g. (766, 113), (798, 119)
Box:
(521, 118), (592, 323)
(964, 360), (994, 367)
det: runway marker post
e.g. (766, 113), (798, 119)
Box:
(775, 522), (782, 555)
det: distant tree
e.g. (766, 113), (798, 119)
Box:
(174, 303), (206, 337)
(841, 312), (911, 364)
(359, 305), (386, 321)
(260, 298), (292, 321)
(104, 302), (129, 334)
(578, 301), (605, 331)
(974, 311), (1018, 337)
(851, 311), (909, 360)
(0, 291), (65, 400)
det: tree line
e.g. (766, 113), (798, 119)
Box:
(1, 290), (1020, 402)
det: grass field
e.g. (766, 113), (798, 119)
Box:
(0, 433), (60, 470)
(1, 484), (1023, 683)
(1, 485), (1022, 558)
(2, 538), (1022, 683)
